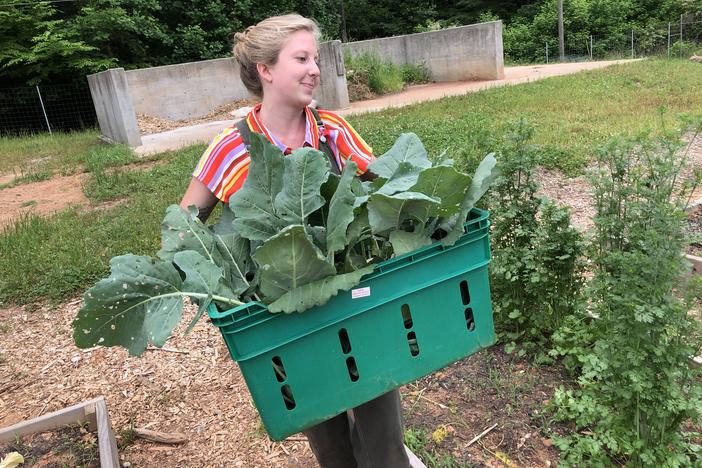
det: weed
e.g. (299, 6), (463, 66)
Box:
(117, 424), (136, 450)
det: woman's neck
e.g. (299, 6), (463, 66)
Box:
(258, 101), (306, 148)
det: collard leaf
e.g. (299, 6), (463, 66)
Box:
(368, 133), (432, 178)
(410, 165), (471, 217)
(367, 192), (440, 234)
(253, 225), (336, 301)
(327, 161), (358, 254)
(173, 250), (237, 301)
(157, 204), (218, 262)
(268, 265), (375, 313)
(273, 147), (330, 225)
(232, 216), (285, 242)
(229, 133), (285, 240)
(213, 230), (252, 295)
(212, 204), (237, 235)
(389, 229), (433, 256)
(442, 153), (499, 246)
(346, 205), (370, 246)
(73, 255), (185, 356)
(375, 161), (424, 196)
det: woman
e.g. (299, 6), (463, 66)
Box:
(179, 14), (410, 468)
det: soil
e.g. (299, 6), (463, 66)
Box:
(0, 424), (99, 467)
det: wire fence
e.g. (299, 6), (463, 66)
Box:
(544, 16), (702, 63)
(0, 81), (98, 137)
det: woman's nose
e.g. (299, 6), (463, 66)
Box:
(310, 60), (320, 77)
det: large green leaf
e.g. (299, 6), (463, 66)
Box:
(368, 133), (432, 179)
(73, 254), (243, 356)
(367, 192), (440, 234)
(326, 161), (358, 254)
(230, 133), (286, 240)
(409, 165), (472, 217)
(273, 147), (330, 225)
(375, 161), (424, 196)
(442, 153), (499, 246)
(73, 255), (186, 356)
(157, 204), (217, 263)
(174, 250), (237, 301)
(253, 225), (336, 301)
(268, 266), (375, 313)
(389, 229), (433, 256)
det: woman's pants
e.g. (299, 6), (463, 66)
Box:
(303, 389), (410, 468)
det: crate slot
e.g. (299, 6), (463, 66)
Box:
(272, 356), (287, 382)
(401, 304), (413, 329)
(338, 328), (352, 354)
(346, 357), (359, 382)
(464, 308), (475, 331)
(407, 331), (420, 356)
(460, 280), (471, 305)
(281, 385), (296, 410)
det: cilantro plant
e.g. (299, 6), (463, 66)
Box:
(72, 132), (499, 356)
(489, 120), (586, 359)
(552, 126), (702, 466)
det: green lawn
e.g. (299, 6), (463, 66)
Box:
(348, 58), (702, 174)
(1, 58), (701, 306)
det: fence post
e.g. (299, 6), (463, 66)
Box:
(545, 42), (549, 64)
(631, 29), (634, 59)
(680, 14), (683, 56)
(590, 35), (593, 60)
(35, 85), (52, 135)
(668, 22), (671, 57)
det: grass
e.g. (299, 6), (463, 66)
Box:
(0, 144), (204, 306)
(347, 58), (702, 175)
(1, 58), (701, 306)
(0, 129), (140, 187)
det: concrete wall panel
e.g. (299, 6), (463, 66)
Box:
(87, 68), (141, 146)
(125, 58), (249, 121)
(343, 21), (504, 82)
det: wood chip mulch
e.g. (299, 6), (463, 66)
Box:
(137, 99), (259, 136)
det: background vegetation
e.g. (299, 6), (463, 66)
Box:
(1, 0), (699, 87)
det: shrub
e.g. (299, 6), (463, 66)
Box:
(399, 63), (430, 85)
(345, 52), (403, 96)
(489, 120), (586, 360)
(552, 126), (702, 465)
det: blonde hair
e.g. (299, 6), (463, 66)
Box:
(233, 14), (321, 97)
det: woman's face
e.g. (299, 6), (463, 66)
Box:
(260, 30), (320, 108)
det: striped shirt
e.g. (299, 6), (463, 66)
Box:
(192, 104), (375, 203)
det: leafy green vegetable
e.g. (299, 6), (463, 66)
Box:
(73, 131), (498, 356)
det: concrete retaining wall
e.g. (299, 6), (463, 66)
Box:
(87, 68), (142, 147)
(343, 21), (504, 82)
(125, 58), (248, 121)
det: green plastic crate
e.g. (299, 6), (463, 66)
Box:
(208, 208), (495, 441)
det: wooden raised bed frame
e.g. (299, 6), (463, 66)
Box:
(0, 396), (119, 467)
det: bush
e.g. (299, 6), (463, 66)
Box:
(552, 126), (702, 465)
(345, 52), (403, 96)
(489, 120), (586, 360)
(399, 63), (430, 85)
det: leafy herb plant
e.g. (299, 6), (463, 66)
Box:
(552, 126), (702, 466)
(73, 132), (498, 356)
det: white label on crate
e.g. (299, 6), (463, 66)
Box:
(351, 287), (371, 299)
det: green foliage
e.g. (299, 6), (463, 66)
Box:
(0, 0), (115, 84)
(489, 120), (586, 358)
(551, 125), (702, 465)
(345, 52), (404, 95)
(399, 63), (431, 85)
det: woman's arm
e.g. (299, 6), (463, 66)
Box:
(180, 177), (219, 222)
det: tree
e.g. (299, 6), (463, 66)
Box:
(0, 0), (114, 85)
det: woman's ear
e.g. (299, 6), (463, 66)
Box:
(256, 63), (273, 83)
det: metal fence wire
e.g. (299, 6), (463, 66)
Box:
(0, 81), (97, 137)
(544, 15), (702, 63)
